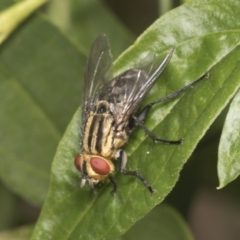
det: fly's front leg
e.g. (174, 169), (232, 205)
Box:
(109, 176), (117, 195)
(118, 149), (155, 194)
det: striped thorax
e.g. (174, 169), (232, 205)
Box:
(83, 100), (128, 158)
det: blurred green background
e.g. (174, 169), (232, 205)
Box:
(1, 0), (240, 240)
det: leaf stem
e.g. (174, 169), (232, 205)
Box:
(0, 0), (48, 44)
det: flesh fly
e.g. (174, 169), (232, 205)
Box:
(74, 34), (208, 195)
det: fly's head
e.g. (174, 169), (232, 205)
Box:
(74, 154), (114, 188)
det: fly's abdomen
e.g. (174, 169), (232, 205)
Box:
(83, 112), (115, 158)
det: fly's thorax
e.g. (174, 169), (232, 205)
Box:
(113, 131), (129, 150)
(74, 153), (114, 185)
(82, 100), (128, 159)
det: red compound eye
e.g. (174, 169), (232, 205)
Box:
(90, 157), (110, 175)
(74, 155), (82, 171)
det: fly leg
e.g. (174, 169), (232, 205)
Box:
(132, 115), (183, 144)
(118, 149), (155, 194)
(137, 73), (209, 122)
(109, 176), (117, 195)
(132, 73), (209, 144)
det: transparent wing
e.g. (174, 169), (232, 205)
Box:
(98, 48), (174, 124)
(83, 34), (112, 114)
(81, 33), (113, 133)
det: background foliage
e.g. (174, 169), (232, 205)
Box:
(0, 0), (240, 240)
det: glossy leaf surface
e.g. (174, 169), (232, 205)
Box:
(31, 0), (240, 239)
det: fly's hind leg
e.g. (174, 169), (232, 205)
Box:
(137, 73), (209, 121)
(132, 73), (209, 144)
(132, 115), (183, 144)
(118, 149), (155, 194)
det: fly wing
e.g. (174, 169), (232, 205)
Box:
(83, 34), (112, 114)
(81, 34), (113, 139)
(99, 48), (174, 124)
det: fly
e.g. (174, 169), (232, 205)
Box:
(74, 34), (208, 195)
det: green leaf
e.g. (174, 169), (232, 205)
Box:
(122, 204), (194, 240)
(31, 0), (240, 239)
(47, 0), (134, 56)
(218, 89), (240, 188)
(0, 0), (48, 44)
(0, 15), (86, 205)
